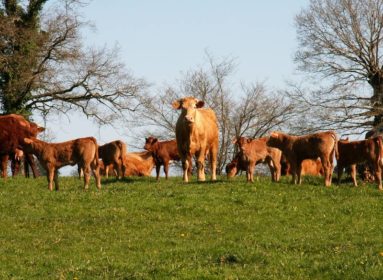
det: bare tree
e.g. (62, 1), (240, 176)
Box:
(0, 0), (146, 122)
(294, 0), (383, 133)
(136, 54), (297, 174)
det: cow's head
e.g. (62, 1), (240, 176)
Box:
(172, 97), (204, 124)
(232, 136), (251, 151)
(226, 159), (238, 179)
(266, 132), (282, 149)
(144, 136), (158, 151)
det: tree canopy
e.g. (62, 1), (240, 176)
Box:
(0, 0), (146, 121)
(294, 0), (383, 132)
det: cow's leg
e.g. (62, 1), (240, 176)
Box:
(337, 164), (343, 185)
(114, 161), (122, 180)
(77, 165), (83, 179)
(349, 164), (357, 187)
(26, 154), (38, 178)
(321, 156), (332, 187)
(248, 161), (256, 183)
(195, 150), (206, 182)
(11, 158), (21, 177)
(54, 170), (59, 191)
(297, 161), (303, 185)
(373, 162), (382, 190)
(209, 145), (218, 181)
(155, 164), (161, 180)
(290, 160), (298, 184)
(182, 155), (190, 182)
(121, 159), (126, 178)
(91, 161), (101, 190)
(46, 165), (55, 191)
(105, 164), (109, 179)
(272, 158), (281, 182)
(0, 155), (8, 178)
(164, 161), (169, 180)
(82, 163), (91, 190)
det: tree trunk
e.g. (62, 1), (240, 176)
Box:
(368, 71), (383, 128)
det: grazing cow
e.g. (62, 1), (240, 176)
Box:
(144, 137), (182, 180)
(172, 97), (219, 182)
(230, 136), (282, 182)
(98, 140), (128, 179)
(123, 151), (155, 176)
(337, 137), (383, 189)
(267, 131), (337, 186)
(0, 114), (44, 178)
(22, 137), (101, 191)
(281, 156), (324, 176)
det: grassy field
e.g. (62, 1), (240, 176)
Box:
(0, 175), (382, 279)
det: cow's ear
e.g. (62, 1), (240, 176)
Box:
(38, 126), (45, 132)
(172, 100), (181, 109)
(23, 138), (33, 144)
(152, 138), (158, 144)
(270, 132), (279, 138)
(247, 138), (252, 143)
(196, 100), (204, 108)
(232, 137), (238, 144)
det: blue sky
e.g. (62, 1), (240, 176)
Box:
(41, 0), (309, 147)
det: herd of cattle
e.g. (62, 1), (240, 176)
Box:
(1, 96), (383, 191)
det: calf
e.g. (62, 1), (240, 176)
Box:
(267, 131), (337, 186)
(231, 136), (282, 182)
(281, 157), (324, 176)
(124, 151), (156, 176)
(98, 140), (127, 179)
(172, 97), (219, 182)
(144, 137), (181, 180)
(337, 137), (383, 189)
(23, 137), (101, 191)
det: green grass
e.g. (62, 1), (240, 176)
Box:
(0, 175), (383, 279)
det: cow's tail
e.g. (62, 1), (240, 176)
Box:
(117, 140), (128, 167)
(92, 137), (100, 169)
(376, 136), (383, 166)
(331, 131), (339, 161)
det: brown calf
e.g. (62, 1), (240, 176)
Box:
(144, 137), (180, 180)
(231, 136), (282, 182)
(124, 151), (156, 176)
(23, 137), (101, 191)
(98, 140), (127, 179)
(337, 137), (383, 189)
(281, 157), (324, 176)
(267, 131), (337, 186)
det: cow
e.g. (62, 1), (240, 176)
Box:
(98, 140), (127, 179)
(230, 136), (282, 182)
(123, 151), (155, 177)
(22, 137), (101, 191)
(267, 131), (337, 186)
(337, 137), (383, 190)
(172, 97), (219, 182)
(281, 156), (324, 176)
(144, 137), (181, 180)
(0, 114), (44, 178)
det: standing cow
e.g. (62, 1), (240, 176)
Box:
(22, 137), (101, 191)
(0, 114), (44, 179)
(267, 131), (337, 187)
(98, 140), (127, 179)
(172, 97), (219, 182)
(231, 136), (281, 182)
(337, 137), (383, 189)
(144, 137), (181, 180)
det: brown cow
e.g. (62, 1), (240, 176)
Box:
(98, 140), (127, 179)
(230, 136), (282, 182)
(281, 157), (324, 176)
(267, 131), (337, 186)
(337, 137), (383, 189)
(144, 137), (181, 180)
(123, 151), (155, 176)
(172, 97), (219, 182)
(22, 137), (101, 191)
(0, 114), (44, 178)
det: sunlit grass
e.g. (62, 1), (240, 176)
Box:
(0, 175), (382, 279)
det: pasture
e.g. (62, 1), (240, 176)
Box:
(0, 175), (382, 279)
